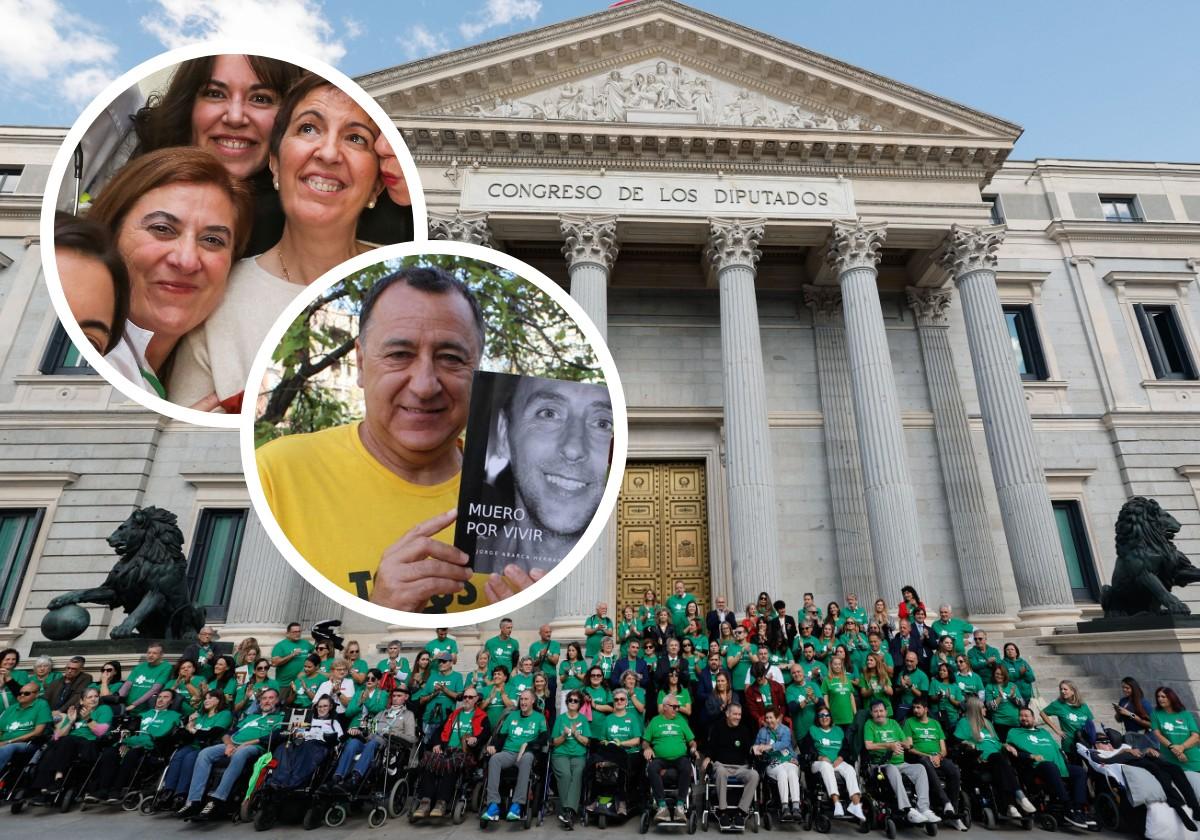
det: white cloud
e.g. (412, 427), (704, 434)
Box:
(343, 17), (365, 40)
(459, 0), (541, 41)
(0, 0), (119, 104)
(141, 0), (346, 64)
(402, 25), (449, 60)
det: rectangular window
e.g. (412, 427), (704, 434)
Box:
(187, 509), (247, 622)
(1135, 304), (1198, 380)
(0, 509), (44, 624)
(983, 194), (1003, 224)
(1052, 501), (1101, 602)
(1100, 195), (1141, 223)
(0, 167), (20, 195)
(39, 321), (95, 375)
(1002, 305), (1048, 380)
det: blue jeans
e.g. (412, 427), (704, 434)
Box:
(164, 746), (200, 795)
(0, 741), (35, 775)
(334, 737), (381, 779)
(187, 743), (263, 802)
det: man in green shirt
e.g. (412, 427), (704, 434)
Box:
(425, 628), (459, 666)
(271, 622), (314, 686)
(485, 618), (520, 670)
(529, 624), (561, 689)
(0, 682), (51, 774)
(666, 580), (697, 635)
(893, 650), (930, 722)
(930, 605), (973, 655)
(1003, 708), (1093, 830)
(966, 631), (1002, 685)
(797, 643), (827, 685)
(642, 693), (698, 822)
(862, 700), (936, 825)
(785, 664), (823, 735)
(901, 698), (963, 829)
(418, 653), (464, 740)
(122, 642), (173, 711)
(483, 689), (548, 822)
(842, 593), (868, 628)
(584, 602), (614, 660)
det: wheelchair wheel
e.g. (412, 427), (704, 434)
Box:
(924, 820), (938, 836)
(814, 812), (832, 833)
(1093, 794), (1119, 832)
(254, 802), (277, 832)
(884, 817), (897, 839)
(688, 808), (699, 834)
(981, 806), (996, 830)
(10, 799), (26, 815)
(121, 791), (142, 812)
(639, 808), (651, 834)
(325, 803), (348, 827)
(700, 811), (708, 832)
(302, 806), (322, 831)
(387, 777), (410, 818)
(748, 811), (759, 833)
(599, 811), (609, 829)
(1037, 813), (1057, 832)
(59, 788), (77, 813)
(762, 809), (773, 831)
(956, 792), (971, 829)
(452, 797), (468, 824)
(368, 805), (388, 828)
(239, 794), (257, 824)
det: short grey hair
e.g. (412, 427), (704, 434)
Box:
(69, 655), (86, 666)
(34, 655), (53, 668)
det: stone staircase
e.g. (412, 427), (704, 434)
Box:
(993, 626), (1119, 731)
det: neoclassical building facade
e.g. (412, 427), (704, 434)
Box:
(1, 1), (1197, 696)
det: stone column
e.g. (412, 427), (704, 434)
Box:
(802, 286), (877, 600)
(827, 219), (927, 601)
(906, 287), (1012, 626)
(222, 516), (306, 635)
(707, 218), (781, 608)
(554, 214), (619, 628)
(940, 225), (1077, 625)
(428, 210), (494, 246)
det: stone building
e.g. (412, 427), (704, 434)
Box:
(1, 1), (1197, 699)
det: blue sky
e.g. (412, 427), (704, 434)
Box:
(1, 0), (1195, 162)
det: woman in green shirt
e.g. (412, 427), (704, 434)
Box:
(408, 651), (433, 697)
(551, 690), (591, 826)
(28, 656), (59, 694)
(208, 655), (237, 703)
(582, 667), (614, 731)
(658, 668), (693, 719)
(93, 660), (124, 701)
(617, 606), (641, 657)
(984, 664), (1024, 742)
(467, 649), (492, 696)
(593, 637), (619, 682)
(618, 669), (647, 717)
(825, 602), (843, 631)
(484, 665), (513, 728)
(954, 655), (985, 702)
(927, 635), (957, 679)
(1151, 686), (1200, 772)
(0, 648), (23, 709)
(683, 618), (707, 657)
(755, 592), (777, 620)
(1000, 643), (1036, 702)
(824, 656), (857, 727)
(857, 653), (893, 716)
(154, 690), (233, 811)
(169, 658), (205, 717)
(1040, 680), (1095, 746)
(680, 638), (704, 680)
(558, 643), (588, 698)
(929, 663), (964, 727)
(814, 622), (837, 663)
(346, 669), (389, 725)
(290, 654), (326, 708)
(953, 696), (1031, 819)
(28, 687), (112, 801)
(234, 658), (279, 715)
(638, 589), (659, 627)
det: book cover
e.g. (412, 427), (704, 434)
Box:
(454, 370), (613, 576)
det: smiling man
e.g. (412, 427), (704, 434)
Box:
(256, 265), (542, 612)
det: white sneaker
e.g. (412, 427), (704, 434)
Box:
(943, 802), (956, 815)
(952, 818), (968, 832)
(907, 808), (927, 824)
(832, 801), (845, 818)
(921, 809), (941, 824)
(847, 802), (866, 822)
(1016, 793), (1036, 815)
(1006, 805), (1022, 819)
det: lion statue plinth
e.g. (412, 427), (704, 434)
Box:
(1101, 496), (1200, 617)
(46, 506), (205, 640)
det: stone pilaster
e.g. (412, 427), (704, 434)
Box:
(802, 285), (877, 601)
(906, 286), (1011, 625)
(707, 218), (781, 608)
(221, 516), (306, 634)
(940, 225), (1077, 625)
(827, 219), (927, 601)
(554, 214), (619, 626)
(428, 210), (494, 246)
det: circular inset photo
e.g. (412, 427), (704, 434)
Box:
(41, 43), (424, 427)
(243, 242), (628, 627)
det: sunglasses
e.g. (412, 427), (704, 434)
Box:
(567, 698), (582, 704)
(666, 704), (681, 709)
(615, 697), (628, 702)
(463, 695), (479, 701)
(817, 712), (831, 718)
(101, 667), (115, 673)
(255, 666), (269, 672)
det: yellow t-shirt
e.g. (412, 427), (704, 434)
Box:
(256, 422), (487, 613)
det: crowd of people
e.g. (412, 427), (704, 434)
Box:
(1, 583), (1198, 833)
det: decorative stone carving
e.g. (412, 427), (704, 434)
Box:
(940, 223), (1006, 277)
(905, 287), (954, 327)
(428, 210), (494, 247)
(560, 214), (620, 271)
(1102, 497), (1200, 617)
(827, 219), (887, 274)
(707, 217), (765, 274)
(802, 285), (843, 327)
(448, 59), (888, 131)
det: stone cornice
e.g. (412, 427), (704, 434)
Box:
(1045, 220), (1200, 245)
(827, 219), (887, 274)
(940, 223), (1005, 278)
(0, 196), (41, 219)
(427, 209), (494, 246)
(560, 214), (619, 271)
(1103, 270), (1195, 290)
(706, 217), (764, 275)
(905, 286), (953, 327)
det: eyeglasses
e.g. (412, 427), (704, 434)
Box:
(17, 690), (35, 697)
(816, 712), (831, 718)
(666, 704), (680, 709)
(567, 698), (582, 704)
(101, 667), (115, 673)
(615, 697), (628, 702)
(366, 676), (377, 682)
(255, 666), (269, 672)
(463, 695), (479, 701)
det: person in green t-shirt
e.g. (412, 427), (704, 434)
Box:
(169, 659), (205, 717)
(1039, 680), (1095, 747)
(666, 580), (697, 635)
(375, 639), (412, 688)
(288, 654), (326, 708)
(893, 650), (930, 721)
(902, 698), (963, 827)
(507, 656), (538, 698)
(1151, 686), (1200, 772)
(84, 688), (181, 804)
(785, 664), (823, 735)
(530, 624), (561, 684)
(482, 689), (548, 822)
(558, 642), (588, 698)
(642, 697), (698, 822)
(1000, 643), (1036, 702)
(807, 708), (864, 821)
(234, 658), (280, 715)
(862, 700), (935, 825)
(485, 618), (520, 671)
(271, 623), (315, 687)
(842, 593), (868, 629)
(425, 628), (459, 666)
(592, 637), (619, 682)
(0, 681), (52, 774)
(122, 642), (173, 711)
(617, 606), (641, 658)
(341, 640), (371, 686)
(967, 631), (1002, 686)
(985, 665), (1024, 741)
(418, 654), (464, 740)
(823, 656), (857, 727)
(582, 667), (614, 731)
(28, 687), (115, 802)
(346, 670), (389, 725)
(586, 687), (643, 817)
(1004, 707), (1093, 830)
(929, 663), (964, 727)
(584, 603), (614, 660)
(930, 605), (973, 656)
(151, 690), (234, 810)
(724, 626), (757, 690)
(953, 655), (985, 702)
(550, 690), (590, 825)
(953, 696), (1033, 819)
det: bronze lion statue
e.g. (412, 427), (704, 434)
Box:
(47, 506), (205, 639)
(1102, 497), (1200, 617)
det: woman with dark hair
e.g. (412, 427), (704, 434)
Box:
(897, 586), (925, 622)
(985, 664), (1023, 742)
(93, 660), (123, 701)
(28, 687), (112, 802)
(346, 668), (388, 724)
(288, 654), (325, 708)
(1000, 642), (1036, 702)
(1152, 686), (1200, 772)
(825, 601), (843, 631)
(658, 667), (692, 719)
(638, 589), (659, 627)
(168, 658), (205, 716)
(154, 689), (232, 811)
(408, 650), (433, 697)
(1114, 676), (1154, 750)
(266, 694), (343, 790)
(755, 591), (775, 619)
(928, 662), (963, 727)
(581, 667), (613, 730)
(550, 689), (590, 827)
(54, 211), (130, 354)
(234, 657), (278, 715)
(208, 654), (237, 703)
(0, 648), (25, 709)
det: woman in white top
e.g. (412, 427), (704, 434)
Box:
(315, 659), (357, 716)
(265, 695), (344, 790)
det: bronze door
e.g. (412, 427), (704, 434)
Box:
(616, 462), (711, 615)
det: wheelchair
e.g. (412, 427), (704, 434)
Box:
(479, 744), (551, 830)
(757, 757), (811, 831)
(638, 757), (699, 834)
(697, 759), (764, 833)
(800, 754), (870, 835)
(324, 733), (419, 829)
(1010, 751), (1096, 833)
(861, 755), (939, 838)
(951, 743), (1031, 832)
(241, 737), (343, 831)
(409, 742), (486, 825)
(580, 744), (639, 828)
(80, 716), (178, 815)
(0, 738), (48, 814)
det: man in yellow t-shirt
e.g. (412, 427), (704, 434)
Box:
(256, 267), (544, 613)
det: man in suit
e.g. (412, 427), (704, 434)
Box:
(888, 618), (928, 671)
(695, 652), (730, 705)
(769, 599), (798, 650)
(610, 638), (650, 689)
(706, 595), (736, 644)
(45, 656), (91, 712)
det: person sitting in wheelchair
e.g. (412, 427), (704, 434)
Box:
(153, 688), (233, 812)
(483, 688), (548, 822)
(702, 702), (759, 829)
(0, 680), (52, 778)
(807, 705), (865, 821)
(862, 698), (940, 825)
(28, 686), (112, 804)
(643, 691), (699, 823)
(413, 687), (490, 820)
(584, 687), (644, 819)
(1004, 706), (1095, 830)
(265, 694), (342, 790)
(328, 684), (417, 792)
(902, 696), (966, 830)
(752, 707), (802, 820)
(84, 686), (180, 805)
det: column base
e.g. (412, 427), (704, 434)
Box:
(965, 613), (1018, 634)
(549, 616), (588, 646)
(1013, 605), (1083, 634)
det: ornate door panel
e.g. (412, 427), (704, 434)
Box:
(616, 462), (711, 614)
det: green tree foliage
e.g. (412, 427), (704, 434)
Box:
(255, 254), (603, 446)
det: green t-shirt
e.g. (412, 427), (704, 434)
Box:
(584, 615), (614, 659)
(666, 594), (697, 633)
(809, 724), (845, 761)
(954, 671), (985, 700)
(644, 714), (694, 761)
(617, 620), (641, 657)
(1151, 709), (1200, 771)
(903, 716), (945, 756)
(467, 669), (491, 695)
(726, 642), (758, 688)
(894, 668), (929, 707)
(191, 645), (217, 678)
(375, 657), (412, 684)
(825, 675), (856, 726)
(967, 646), (1002, 684)
(931, 618), (973, 654)
(0, 699), (52, 743)
(583, 683), (613, 730)
(125, 707), (181, 748)
(953, 717), (1001, 759)
(986, 684), (1023, 727)
(446, 709), (477, 749)
(1001, 658), (1036, 701)
(67, 703), (113, 741)
(842, 606), (869, 628)
(498, 711), (546, 752)
(552, 713), (590, 757)
(593, 654), (619, 681)
(860, 675), (892, 716)
(420, 671), (464, 721)
(270, 638), (314, 685)
(657, 687), (692, 711)
(596, 710), (643, 752)
(1042, 700), (1093, 745)
(485, 635), (520, 669)
(235, 678), (279, 708)
(232, 711), (284, 745)
(529, 640), (560, 677)
(290, 672), (326, 708)
(798, 658), (828, 685)
(864, 718), (906, 765)
(786, 680), (823, 734)
(506, 671), (536, 698)
(1006, 726), (1066, 777)
(346, 687), (388, 722)
(558, 660), (587, 691)
(125, 660), (173, 705)
(484, 684), (510, 728)
(929, 679), (963, 725)
(194, 709), (233, 735)
(425, 636), (459, 662)
(172, 676), (205, 716)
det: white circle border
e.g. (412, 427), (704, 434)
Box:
(39, 40), (428, 428)
(239, 241), (629, 629)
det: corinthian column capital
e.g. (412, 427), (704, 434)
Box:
(905, 286), (954, 327)
(560, 214), (619, 271)
(428, 210), (494, 247)
(802, 285), (844, 327)
(827, 219), (887, 275)
(706, 217), (765, 274)
(939, 223), (1006, 278)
